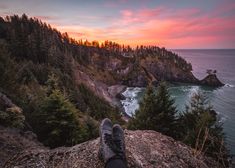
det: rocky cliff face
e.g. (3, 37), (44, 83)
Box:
(86, 54), (198, 87)
(1, 126), (221, 168)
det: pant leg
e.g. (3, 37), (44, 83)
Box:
(105, 158), (127, 168)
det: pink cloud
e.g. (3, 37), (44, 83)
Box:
(118, 7), (164, 25)
(121, 10), (133, 17)
(113, 3), (235, 48)
(54, 1), (235, 48)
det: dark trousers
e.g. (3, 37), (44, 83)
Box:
(105, 159), (127, 168)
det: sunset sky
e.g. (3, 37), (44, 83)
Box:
(1, 0), (235, 49)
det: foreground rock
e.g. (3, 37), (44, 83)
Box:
(200, 74), (224, 87)
(1, 127), (221, 168)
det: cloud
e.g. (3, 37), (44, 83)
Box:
(117, 7), (164, 25)
(53, 1), (235, 48)
(107, 2), (235, 48)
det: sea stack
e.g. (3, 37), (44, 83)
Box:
(200, 69), (224, 87)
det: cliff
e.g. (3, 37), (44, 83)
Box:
(1, 126), (221, 168)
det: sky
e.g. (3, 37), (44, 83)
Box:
(0, 0), (235, 49)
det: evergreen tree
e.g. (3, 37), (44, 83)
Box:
(36, 89), (82, 148)
(128, 82), (178, 138)
(179, 92), (229, 166)
(33, 76), (84, 148)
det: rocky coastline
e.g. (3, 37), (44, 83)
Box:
(114, 73), (224, 120)
(72, 47), (225, 119)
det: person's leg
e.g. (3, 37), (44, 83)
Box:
(98, 119), (127, 168)
(105, 158), (127, 168)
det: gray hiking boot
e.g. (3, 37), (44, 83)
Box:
(98, 118), (116, 163)
(112, 124), (126, 162)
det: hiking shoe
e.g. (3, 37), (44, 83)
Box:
(98, 118), (116, 163)
(112, 124), (126, 162)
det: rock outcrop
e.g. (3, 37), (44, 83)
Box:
(1, 126), (221, 168)
(200, 74), (224, 87)
(139, 56), (199, 84)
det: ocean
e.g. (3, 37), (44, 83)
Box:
(121, 49), (235, 155)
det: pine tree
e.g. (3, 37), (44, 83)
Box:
(128, 82), (178, 138)
(34, 75), (83, 148)
(128, 85), (156, 130)
(37, 89), (81, 148)
(179, 92), (229, 166)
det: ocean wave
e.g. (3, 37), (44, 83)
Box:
(218, 115), (228, 123)
(225, 84), (234, 88)
(188, 86), (200, 97)
(215, 111), (228, 123)
(170, 85), (200, 93)
(122, 87), (144, 98)
(121, 87), (144, 116)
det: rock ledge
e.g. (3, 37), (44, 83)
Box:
(0, 127), (221, 168)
